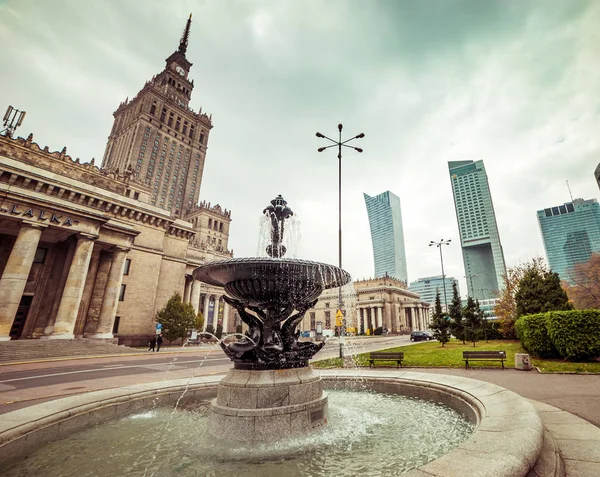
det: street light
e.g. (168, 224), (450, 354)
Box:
(316, 124), (364, 358)
(429, 239), (451, 312)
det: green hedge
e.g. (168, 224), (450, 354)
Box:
(546, 310), (600, 361)
(515, 313), (558, 358)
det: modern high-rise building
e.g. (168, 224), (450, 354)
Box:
(101, 15), (212, 217)
(448, 160), (506, 300)
(408, 276), (459, 309)
(363, 191), (408, 282)
(537, 198), (600, 283)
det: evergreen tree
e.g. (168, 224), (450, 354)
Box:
(516, 268), (572, 317)
(463, 296), (482, 347)
(156, 292), (196, 343)
(476, 299), (489, 343)
(448, 281), (465, 344)
(429, 290), (451, 347)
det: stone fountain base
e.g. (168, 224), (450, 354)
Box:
(209, 366), (328, 442)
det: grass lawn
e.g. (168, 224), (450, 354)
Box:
(312, 339), (600, 374)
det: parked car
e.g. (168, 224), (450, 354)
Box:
(410, 331), (433, 342)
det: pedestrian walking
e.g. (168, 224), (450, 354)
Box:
(148, 336), (156, 352)
(156, 334), (163, 352)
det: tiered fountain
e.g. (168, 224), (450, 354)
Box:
(193, 195), (350, 441)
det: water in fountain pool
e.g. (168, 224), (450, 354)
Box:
(0, 389), (474, 477)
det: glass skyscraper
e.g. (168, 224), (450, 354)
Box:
(408, 276), (459, 308)
(537, 198), (600, 283)
(364, 191), (408, 282)
(449, 160), (506, 300)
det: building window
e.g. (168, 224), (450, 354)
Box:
(33, 247), (47, 264)
(133, 192), (140, 200)
(160, 107), (167, 122)
(219, 222), (224, 232)
(119, 284), (126, 301)
(310, 312), (316, 330)
(123, 259), (131, 276)
(325, 311), (331, 329)
(112, 316), (120, 334)
(150, 104), (156, 116)
(168, 112), (174, 127)
(325, 302), (330, 308)
(208, 218), (212, 228)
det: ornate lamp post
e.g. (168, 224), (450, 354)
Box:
(316, 124), (364, 358)
(429, 239), (451, 312)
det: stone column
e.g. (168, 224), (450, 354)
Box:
(74, 248), (101, 337)
(90, 246), (129, 339)
(190, 279), (201, 315)
(48, 233), (98, 339)
(377, 305), (384, 329)
(0, 222), (47, 340)
(202, 293), (210, 331)
(183, 276), (192, 303)
(222, 300), (229, 333)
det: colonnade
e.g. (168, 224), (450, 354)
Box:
(356, 303), (429, 334)
(0, 221), (128, 340)
(182, 277), (232, 333)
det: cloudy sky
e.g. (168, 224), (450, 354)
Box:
(1, 0), (599, 297)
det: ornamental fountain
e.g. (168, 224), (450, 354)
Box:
(193, 195), (350, 441)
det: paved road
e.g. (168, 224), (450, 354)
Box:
(0, 335), (411, 413)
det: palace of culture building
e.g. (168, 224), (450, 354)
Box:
(0, 17), (236, 346)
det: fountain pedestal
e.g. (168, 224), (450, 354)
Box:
(210, 367), (328, 442)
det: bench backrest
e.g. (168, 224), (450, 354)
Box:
(463, 350), (506, 358)
(370, 352), (404, 359)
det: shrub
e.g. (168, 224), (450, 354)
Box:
(546, 310), (600, 361)
(205, 324), (215, 337)
(515, 313), (558, 358)
(374, 326), (383, 335)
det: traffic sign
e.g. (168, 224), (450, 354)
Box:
(156, 323), (162, 330)
(335, 310), (344, 327)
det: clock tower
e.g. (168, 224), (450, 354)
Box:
(101, 15), (213, 217)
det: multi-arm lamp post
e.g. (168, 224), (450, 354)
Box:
(429, 239), (451, 312)
(316, 124), (364, 358)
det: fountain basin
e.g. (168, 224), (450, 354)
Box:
(0, 371), (544, 476)
(193, 257), (351, 306)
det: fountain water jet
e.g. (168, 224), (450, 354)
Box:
(193, 195), (351, 441)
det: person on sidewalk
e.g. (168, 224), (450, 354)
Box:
(148, 336), (156, 352)
(156, 334), (163, 352)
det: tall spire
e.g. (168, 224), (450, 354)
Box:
(178, 14), (192, 55)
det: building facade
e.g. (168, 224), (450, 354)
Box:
(537, 198), (600, 283)
(0, 18), (236, 344)
(408, 275), (459, 308)
(300, 277), (429, 335)
(363, 191), (408, 282)
(101, 15), (212, 218)
(448, 160), (506, 300)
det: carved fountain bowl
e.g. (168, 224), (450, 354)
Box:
(193, 258), (351, 308)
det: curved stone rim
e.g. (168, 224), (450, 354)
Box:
(193, 257), (351, 290)
(0, 371), (544, 477)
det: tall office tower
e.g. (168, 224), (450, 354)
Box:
(408, 276), (459, 307)
(448, 160), (507, 300)
(101, 15), (213, 217)
(537, 198), (600, 283)
(364, 191), (408, 282)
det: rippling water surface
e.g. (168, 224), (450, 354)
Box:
(1, 390), (474, 477)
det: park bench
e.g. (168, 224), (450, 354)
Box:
(369, 352), (404, 368)
(463, 350), (507, 370)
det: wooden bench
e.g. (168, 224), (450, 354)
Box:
(369, 352), (404, 368)
(463, 350), (507, 370)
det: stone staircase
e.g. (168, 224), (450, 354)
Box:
(0, 339), (139, 364)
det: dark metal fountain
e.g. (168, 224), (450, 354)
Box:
(193, 195), (351, 441)
(193, 194), (350, 370)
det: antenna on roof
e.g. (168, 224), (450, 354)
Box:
(1, 105), (26, 137)
(566, 180), (574, 202)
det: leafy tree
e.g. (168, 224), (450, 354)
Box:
(429, 290), (451, 347)
(562, 253), (600, 309)
(156, 292), (196, 343)
(448, 281), (465, 344)
(463, 296), (482, 347)
(495, 257), (547, 338)
(516, 268), (571, 317)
